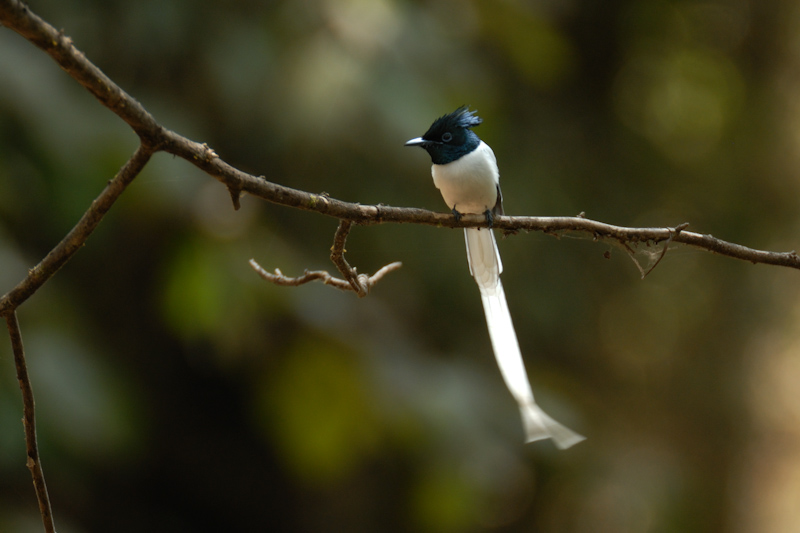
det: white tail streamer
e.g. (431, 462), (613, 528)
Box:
(465, 228), (585, 448)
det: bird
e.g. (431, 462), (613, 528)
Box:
(405, 106), (585, 449)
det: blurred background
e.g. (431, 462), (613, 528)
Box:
(2, 0), (800, 531)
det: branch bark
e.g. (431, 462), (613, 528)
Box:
(1, 0), (797, 289)
(1, 1), (800, 530)
(6, 312), (55, 533)
(250, 260), (403, 294)
(0, 144), (154, 316)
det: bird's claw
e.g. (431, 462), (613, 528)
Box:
(484, 209), (494, 228)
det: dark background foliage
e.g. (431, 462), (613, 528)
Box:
(2, 0), (800, 531)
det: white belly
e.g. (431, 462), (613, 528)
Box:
(431, 141), (499, 214)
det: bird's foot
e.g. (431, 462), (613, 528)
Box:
(484, 209), (494, 229)
(451, 207), (463, 223)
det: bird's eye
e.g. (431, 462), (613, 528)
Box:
(442, 132), (453, 142)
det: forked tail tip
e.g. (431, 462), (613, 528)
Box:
(520, 404), (586, 449)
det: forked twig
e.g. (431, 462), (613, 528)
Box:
(249, 260), (402, 294)
(251, 219), (402, 296)
(330, 220), (368, 296)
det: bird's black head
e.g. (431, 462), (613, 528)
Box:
(405, 106), (483, 165)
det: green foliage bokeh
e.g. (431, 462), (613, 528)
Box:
(2, 0), (800, 532)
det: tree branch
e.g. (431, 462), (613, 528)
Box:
(250, 219), (403, 295)
(249, 259), (403, 294)
(330, 220), (371, 296)
(6, 312), (56, 533)
(2, 1), (799, 530)
(1, 0), (797, 283)
(0, 144), (154, 316)
(0, 0), (162, 142)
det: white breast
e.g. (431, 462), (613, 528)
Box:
(431, 141), (500, 214)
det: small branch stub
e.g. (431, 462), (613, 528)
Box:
(228, 185), (242, 211)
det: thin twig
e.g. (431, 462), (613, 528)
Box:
(330, 220), (368, 296)
(6, 312), (56, 533)
(0, 0), (161, 141)
(624, 244), (648, 279)
(249, 260), (403, 294)
(638, 222), (690, 279)
(0, 144), (153, 316)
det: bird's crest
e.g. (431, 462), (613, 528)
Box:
(427, 106), (482, 136)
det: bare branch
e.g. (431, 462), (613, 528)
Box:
(6, 312), (56, 533)
(0, 144), (154, 316)
(249, 259), (403, 294)
(330, 220), (370, 296)
(250, 220), (402, 296)
(250, 220), (400, 297)
(0, 0), (162, 142)
(1, 0), (797, 278)
(1, 1), (799, 529)
(497, 217), (800, 271)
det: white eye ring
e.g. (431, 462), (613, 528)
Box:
(442, 132), (453, 142)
